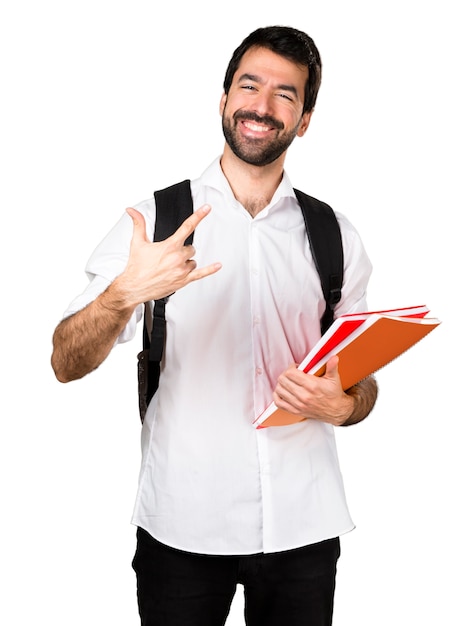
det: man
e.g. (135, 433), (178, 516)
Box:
(52, 25), (377, 626)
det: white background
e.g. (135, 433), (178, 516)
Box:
(1, 1), (469, 624)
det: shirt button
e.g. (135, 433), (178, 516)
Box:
(255, 367), (263, 376)
(253, 316), (260, 325)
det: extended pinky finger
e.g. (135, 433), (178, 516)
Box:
(188, 262), (222, 282)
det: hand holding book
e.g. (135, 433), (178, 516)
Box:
(272, 354), (358, 427)
(253, 305), (441, 429)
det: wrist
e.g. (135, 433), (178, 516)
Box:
(341, 376), (378, 426)
(342, 384), (362, 426)
(102, 277), (140, 315)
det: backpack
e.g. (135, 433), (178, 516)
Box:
(137, 179), (344, 422)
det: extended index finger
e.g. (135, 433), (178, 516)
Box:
(171, 204), (212, 245)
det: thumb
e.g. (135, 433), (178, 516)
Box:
(126, 207), (149, 244)
(324, 355), (340, 378)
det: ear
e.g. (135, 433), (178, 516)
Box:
(219, 92), (227, 116)
(296, 110), (313, 137)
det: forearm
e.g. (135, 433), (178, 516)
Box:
(51, 279), (138, 383)
(342, 375), (378, 426)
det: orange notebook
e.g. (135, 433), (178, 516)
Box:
(253, 305), (440, 429)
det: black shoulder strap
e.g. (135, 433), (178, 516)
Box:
(143, 180), (193, 408)
(294, 189), (344, 335)
(153, 179), (194, 245)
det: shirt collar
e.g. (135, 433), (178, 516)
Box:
(199, 157), (297, 213)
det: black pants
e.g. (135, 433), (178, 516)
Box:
(132, 528), (340, 626)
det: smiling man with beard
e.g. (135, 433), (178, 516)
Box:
(221, 48), (309, 170)
(52, 25), (378, 626)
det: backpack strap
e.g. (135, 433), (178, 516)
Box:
(294, 189), (344, 335)
(143, 179), (193, 408)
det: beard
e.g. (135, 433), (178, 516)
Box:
(222, 108), (300, 167)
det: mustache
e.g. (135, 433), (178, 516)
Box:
(233, 110), (284, 131)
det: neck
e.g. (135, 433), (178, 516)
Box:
(220, 146), (285, 217)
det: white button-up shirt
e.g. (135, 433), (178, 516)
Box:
(64, 158), (373, 555)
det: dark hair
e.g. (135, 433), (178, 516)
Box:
(223, 26), (322, 114)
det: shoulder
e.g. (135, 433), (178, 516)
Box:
(335, 210), (373, 292)
(330, 210), (367, 253)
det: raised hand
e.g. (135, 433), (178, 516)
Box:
(51, 204), (222, 382)
(117, 204), (222, 305)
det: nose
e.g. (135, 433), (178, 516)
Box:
(250, 90), (275, 117)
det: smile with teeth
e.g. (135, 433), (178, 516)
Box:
(243, 121), (271, 132)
